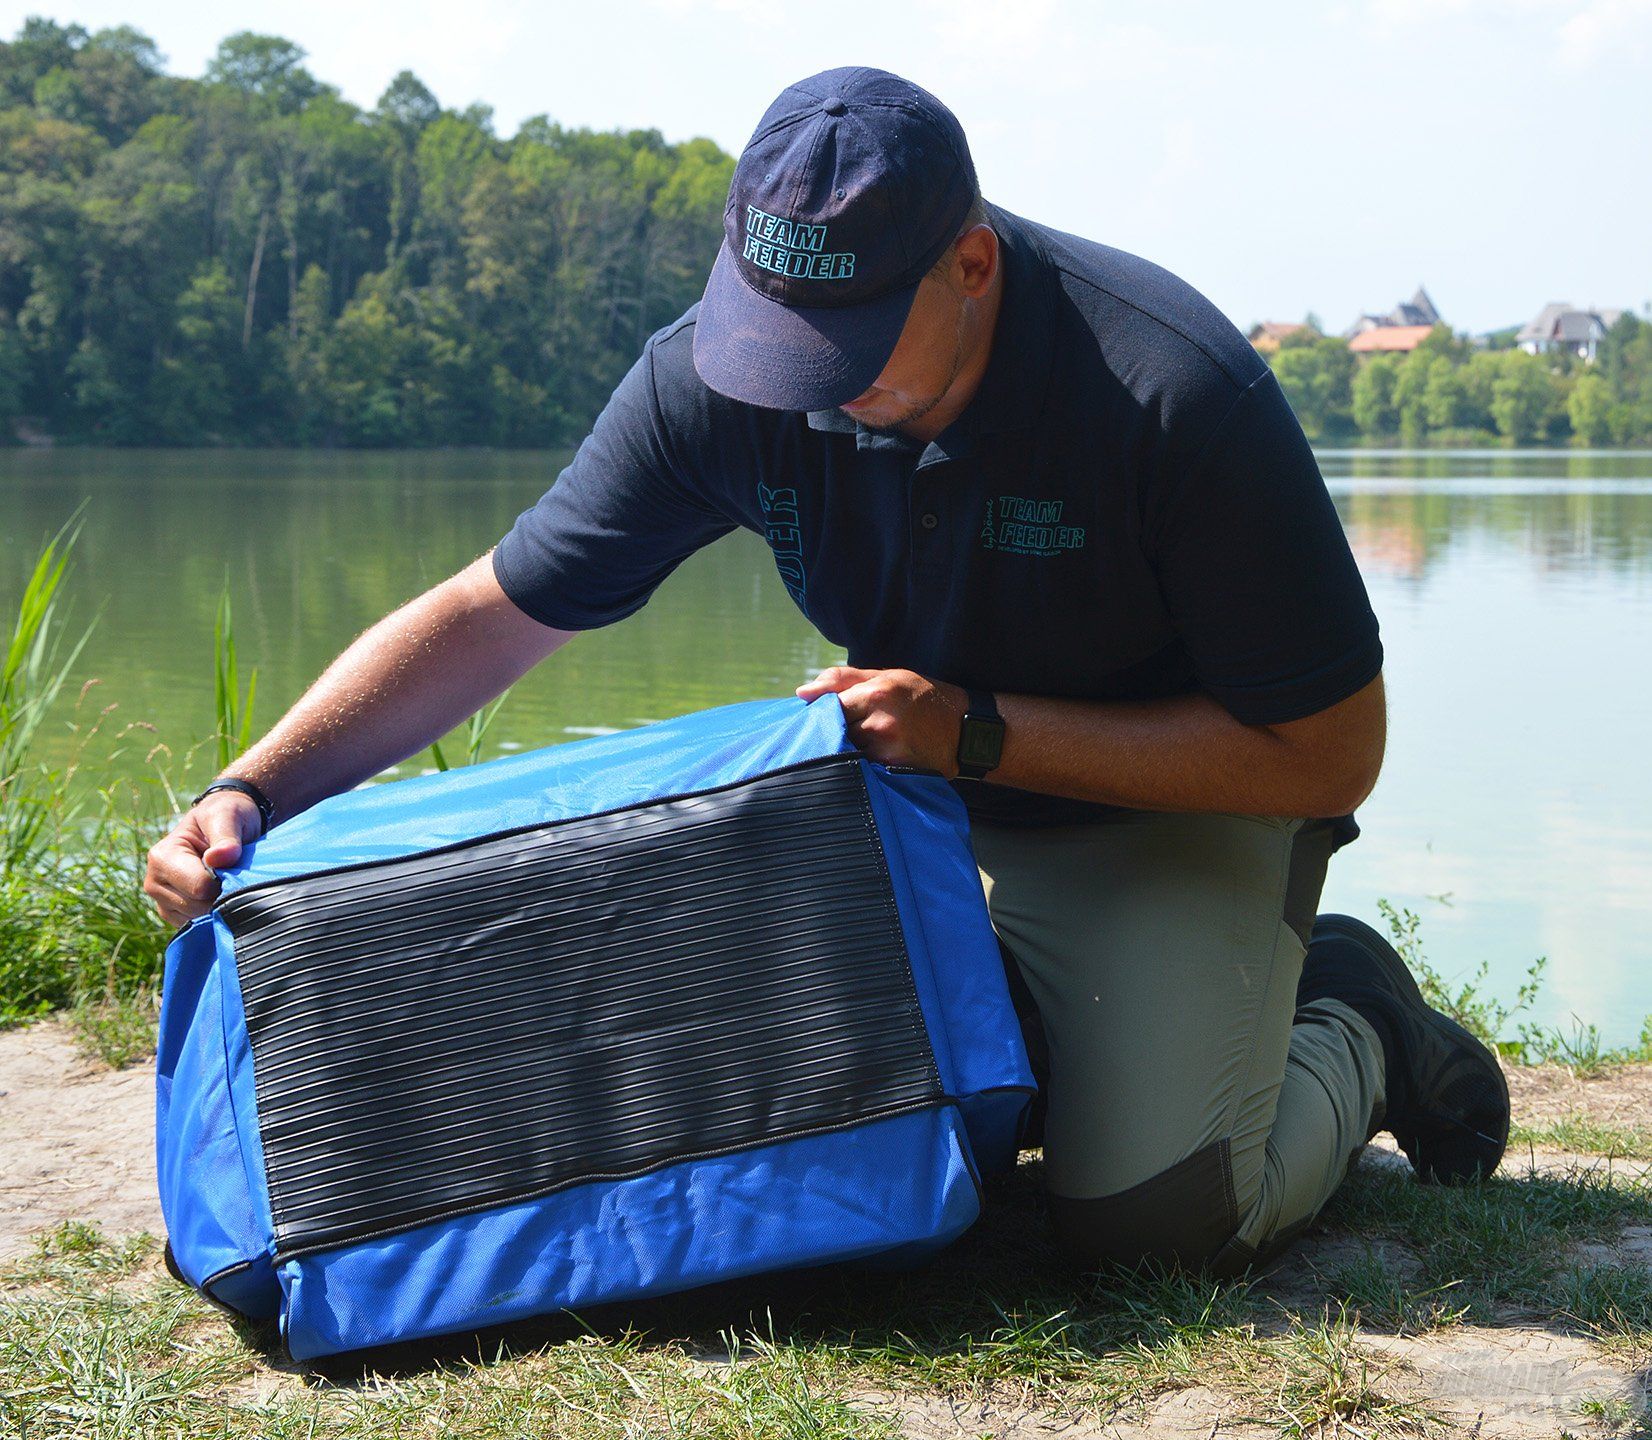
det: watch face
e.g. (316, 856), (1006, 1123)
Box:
(958, 716), (1005, 771)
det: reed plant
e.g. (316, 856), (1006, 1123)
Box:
(0, 521), (171, 1039)
(211, 584), (257, 773)
(0, 513), (94, 874)
(429, 690), (511, 771)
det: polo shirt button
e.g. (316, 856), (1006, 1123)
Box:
(920, 512), (939, 530)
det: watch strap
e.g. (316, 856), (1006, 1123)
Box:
(955, 688), (1005, 780)
(192, 778), (274, 838)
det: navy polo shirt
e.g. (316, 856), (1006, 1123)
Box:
(493, 201), (1383, 831)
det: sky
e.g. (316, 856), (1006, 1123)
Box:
(13, 0), (1651, 335)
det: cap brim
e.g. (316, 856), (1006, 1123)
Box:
(692, 238), (920, 411)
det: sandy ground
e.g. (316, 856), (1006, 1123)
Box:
(5, 1019), (1652, 1434)
(0, 1019), (161, 1258)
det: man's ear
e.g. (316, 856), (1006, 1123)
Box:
(955, 224), (998, 298)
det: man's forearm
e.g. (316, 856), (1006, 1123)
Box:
(989, 680), (1385, 818)
(219, 553), (572, 824)
(797, 666), (1386, 819)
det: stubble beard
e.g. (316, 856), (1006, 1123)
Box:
(845, 294), (973, 436)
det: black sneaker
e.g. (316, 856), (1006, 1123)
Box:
(1298, 912), (1509, 1185)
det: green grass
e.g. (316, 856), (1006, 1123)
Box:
(1, 513), (95, 875)
(0, 1203), (1462, 1440)
(17, 1147), (1652, 1438)
(0, 525), (196, 1043)
(1320, 1155), (1652, 1322)
(1512, 1115), (1652, 1161)
(1319, 1246), (1469, 1335)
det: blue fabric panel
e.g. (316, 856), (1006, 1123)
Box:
(212, 916), (279, 1249)
(219, 696), (855, 894)
(957, 1088), (1036, 1179)
(205, 1261), (281, 1320)
(277, 1104), (978, 1360)
(154, 916), (277, 1312)
(860, 764), (1034, 1151)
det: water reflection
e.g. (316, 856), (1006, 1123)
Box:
(2, 448), (1649, 1040)
(1316, 452), (1652, 1044)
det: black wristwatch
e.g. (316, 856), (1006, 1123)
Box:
(192, 778), (275, 839)
(955, 689), (1005, 780)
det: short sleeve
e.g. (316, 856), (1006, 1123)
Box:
(491, 340), (736, 630)
(1148, 368), (1382, 724)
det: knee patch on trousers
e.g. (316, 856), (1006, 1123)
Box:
(1047, 1139), (1260, 1280)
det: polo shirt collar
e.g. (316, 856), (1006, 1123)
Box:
(804, 202), (1056, 456)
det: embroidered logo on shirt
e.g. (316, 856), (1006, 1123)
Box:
(980, 497), (1086, 557)
(742, 205), (857, 281)
(759, 483), (808, 609)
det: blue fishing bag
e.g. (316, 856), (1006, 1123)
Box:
(156, 696), (1034, 1360)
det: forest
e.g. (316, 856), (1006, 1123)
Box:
(4, 19), (1648, 449)
(1266, 319), (1652, 447)
(0, 19), (732, 446)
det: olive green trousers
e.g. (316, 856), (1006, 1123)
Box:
(972, 812), (1387, 1276)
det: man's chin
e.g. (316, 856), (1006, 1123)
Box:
(841, 398), (936, 434)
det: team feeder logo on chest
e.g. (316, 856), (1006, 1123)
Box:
(980, 496), (1087, 557)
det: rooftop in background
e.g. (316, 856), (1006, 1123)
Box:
(1516, 302), (1624, 362)
(1348, 325), (1437, 355)
(1246, 321), (1309, 354)
(1344, 287), (1443, 340)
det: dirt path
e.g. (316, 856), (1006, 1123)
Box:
(0, 1019), (161, 1260)
(6, 1020), (1652, 1435)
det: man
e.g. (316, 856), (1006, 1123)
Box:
(146, 67), (1509, 1275)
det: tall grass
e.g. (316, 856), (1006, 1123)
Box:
(0, 526), (512, 1056)
(429, 690), (511, 771)
(0, 522), (170, 1036)
(212, 585), (258, 773)
(0, 513), (94, 873)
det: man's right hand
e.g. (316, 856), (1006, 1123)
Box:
(144, 792), (264, 927)
(138, 552), (575, 931)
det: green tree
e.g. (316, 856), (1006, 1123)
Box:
(1351, 354), (1400, 436)
(0, 310), (28, 433)
(158, 259), (247, 439)
(1422, 356), (1465, 432)
(1568, 371), (1612, 446)
(1270, 332), (1354, 440)
(1489, 350), (1562, 443)
(0, 18), (734, 447)
(0, 18), (87, 107)
(204, 33), (320, 114)
(1392, 350), (1433, 443)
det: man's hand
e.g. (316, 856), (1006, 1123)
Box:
(138, 552), (575, 929)
(796, 666), (967, 774)
(800, 664), (1386, 817)
(144, 791), (264, 927)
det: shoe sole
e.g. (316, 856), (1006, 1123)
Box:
(1314, 912), (1511, 1184)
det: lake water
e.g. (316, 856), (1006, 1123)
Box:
(3, 448), (1649, 1041)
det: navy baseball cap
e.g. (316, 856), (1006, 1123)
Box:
(692, 66), (978, 412)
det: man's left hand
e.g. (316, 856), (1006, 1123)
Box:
(796, 666), (967, 775)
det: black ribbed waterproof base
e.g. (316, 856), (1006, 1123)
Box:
(219, 758), (943, 1259)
